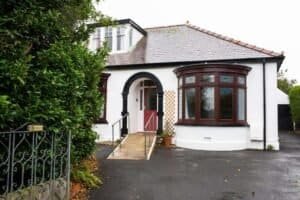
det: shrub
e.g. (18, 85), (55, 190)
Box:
(0, 0), (111, 163)
(71, 156), (102, 188)
(289, 86), (300, 128)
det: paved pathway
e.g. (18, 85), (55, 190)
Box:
(90, 132), (300, 200)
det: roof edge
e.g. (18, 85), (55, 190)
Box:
(106, 56), (285, 70)
(89, 18), (147, 35)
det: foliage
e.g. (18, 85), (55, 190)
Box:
(161, 130), (173, 137)
(278, 69), (297, 94)
(267, 144), (274, 151)
(289, 86), (300, 125)
(71, 156), (102, 188)
(0, 0), (111, 163)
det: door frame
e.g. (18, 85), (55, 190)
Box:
(121, 72), (164, 136)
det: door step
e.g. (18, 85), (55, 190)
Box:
(107, 132), (156, 160)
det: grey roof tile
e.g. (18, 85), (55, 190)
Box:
(107, 24), (282, 66)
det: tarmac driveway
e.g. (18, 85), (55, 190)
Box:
(89, 132), (300, 200)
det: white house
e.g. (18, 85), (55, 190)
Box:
(88, 19), (286, 151)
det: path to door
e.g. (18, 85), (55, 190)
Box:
(107, 132), (156, 160)
(91, 131), (300, 200)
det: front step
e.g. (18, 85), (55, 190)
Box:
(108, 132), (156, 160)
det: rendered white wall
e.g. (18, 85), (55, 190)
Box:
(246, 63), (264, 145)
(174, 126), (249, 151)
(94, 62), (280, 151)
(277, 89), (289, 104)
(93, 67), (178, 141)
(265, 62), (279, 150)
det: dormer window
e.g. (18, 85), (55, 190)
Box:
(89, 19), (146, 53)
(117, 26), (126, 51)
(105, 27), (113, 50)
(93, 28), (101, 49)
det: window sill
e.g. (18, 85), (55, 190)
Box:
(175, 121), (250, 127)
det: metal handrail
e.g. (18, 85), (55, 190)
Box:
(111, 113), (129, 146)
(144, 132), (152, 159)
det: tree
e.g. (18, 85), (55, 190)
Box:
(0, 0), (111, 162)
(278, 69), (297, 94)
(289, 86), (300, 131)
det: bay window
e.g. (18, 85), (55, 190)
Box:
(175, 64), (251, 126)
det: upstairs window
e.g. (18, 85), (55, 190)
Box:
(117, 26), (126, 51)
(105, 27), (113, 51)
(93, 28), (101, 49)
(175, 64), (251, 126)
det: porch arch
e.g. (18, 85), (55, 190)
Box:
(121, 72), (164, 136)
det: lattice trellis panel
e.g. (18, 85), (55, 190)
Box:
(164, 90), (176, 134)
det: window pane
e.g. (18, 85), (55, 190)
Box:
(238, 88), (245, 120)
(93, 28), (101, 49)
(179, 77), (183, 87)
(105, 27), (112, 50)
(99, 104), (105, 118)
(220, 75), (233, 83)
(129, 28), (133, 47)
(140, 90), (143, 111)
(238, 76), (245, 85)
(185, 88), (196, 119)
(117, 27), (125, 50)
(201, 74), (215, 83)
(220, 88), (233, 119)
(185, 76), (195, 84)
(178, 89), (182, 119)
(201, 87), (215, 118)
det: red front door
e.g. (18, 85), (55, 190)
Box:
(144, 88), (157, 131)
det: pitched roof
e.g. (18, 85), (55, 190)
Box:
(107, 23), (283, 66)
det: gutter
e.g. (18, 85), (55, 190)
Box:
(262, 59), (267, 150)
(105, 56), (285, 70)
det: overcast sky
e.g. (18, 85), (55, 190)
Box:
(96, 0), (300, 82)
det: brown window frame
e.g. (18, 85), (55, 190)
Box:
(96, 73), (110, 123)
(175, 64), (251, 126)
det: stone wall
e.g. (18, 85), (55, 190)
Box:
(0, 178), (68, 200)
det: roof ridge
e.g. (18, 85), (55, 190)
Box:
(185, 24), (283, 57)
(144, 24), (186, 30)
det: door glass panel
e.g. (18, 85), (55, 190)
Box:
(145, 88), (157, 110)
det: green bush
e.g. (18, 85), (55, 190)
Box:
(72, 167), (102, 188)
(289, 86), (300, 125)
(0, 0), (111, 163)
